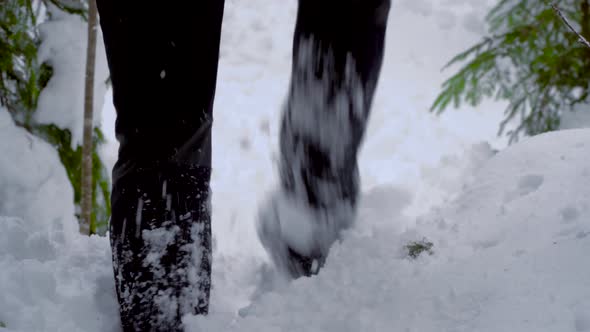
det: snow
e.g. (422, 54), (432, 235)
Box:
(2, 0), (590, 331)
(188, 129), (590, 332)
(0, 106), (112, 331)
(35, 8), (109, 148)
(0, 230), (118, 332)
(0, 107), (78, 248)
(561, 103), (590, 130)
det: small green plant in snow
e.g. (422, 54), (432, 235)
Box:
(406, 239), (434, 259)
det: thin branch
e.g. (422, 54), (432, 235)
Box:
(552, 3), (590, 49)
(80, 0), (98, 235)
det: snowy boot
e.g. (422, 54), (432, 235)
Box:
(257, 0), (391, 279)
(110, 165), (212, 331)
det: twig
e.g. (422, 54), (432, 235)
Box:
(552, 3), (590, 49)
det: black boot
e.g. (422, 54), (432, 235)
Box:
(110, 165), (212, 331)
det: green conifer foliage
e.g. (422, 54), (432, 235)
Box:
(432, 0), (590, 142)
(0, 0), (111, 234)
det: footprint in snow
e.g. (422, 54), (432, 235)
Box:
(560, 206), (579, 224)
(517, 174), (544, 195)
(503, 174), (544, 203)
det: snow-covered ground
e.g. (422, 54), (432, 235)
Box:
(190, 128), (590, 332)
(2, 0), (590, 331)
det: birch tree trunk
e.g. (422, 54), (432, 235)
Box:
(80, 0), (98, 235)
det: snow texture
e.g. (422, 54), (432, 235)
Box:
(2, 0), (590, 331)
(561, 103), (590, 130)
(0, 107), (78, 249)
(35, 8), (109, 148)
(187, 129), (590, 332)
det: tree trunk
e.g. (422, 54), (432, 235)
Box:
(80, 0), (98, 236)
(582, 0), (590, 39)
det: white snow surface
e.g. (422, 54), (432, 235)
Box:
(188, 129), (590, 332)
(2, 0), (590, 331)
(0, 107), (78, 249)
(36, 8), (109, 148)
(561, 103), (590, 131)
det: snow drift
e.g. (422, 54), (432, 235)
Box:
(2, 126), (587, 331)
(0, 107), (78, 251)
(189, 129), (590, 332)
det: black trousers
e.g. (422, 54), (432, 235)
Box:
(97, 0), (390, 331)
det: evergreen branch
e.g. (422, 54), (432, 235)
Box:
(552, 3), (590, 48)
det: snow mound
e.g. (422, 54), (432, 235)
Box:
(0, 107), (117, 331)
(1, 126), (588, 332)
(0, 107), (78, 247)
(188, 129), (590, 332)
(0, 229), (118, 332)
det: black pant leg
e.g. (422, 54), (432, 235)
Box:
(283, 0), (390, 207)
(98, 1), (224, 168)
(96, 1), (224, 330)
(276, 0), (390, 274)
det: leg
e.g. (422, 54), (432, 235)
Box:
(258, 0), (390, 278)
(96, 1), (224, 330)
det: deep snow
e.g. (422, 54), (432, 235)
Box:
(188, 129), (590, 332)
(1, 0), (590, 331)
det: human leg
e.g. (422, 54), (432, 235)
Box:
(258, 0), (391, 278)
(96, 0), (225, 330)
